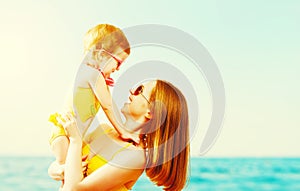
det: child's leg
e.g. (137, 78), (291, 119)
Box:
(48, 135), (68, 185)
(49, 113), (69, 164)
(50, 136), (69, 164)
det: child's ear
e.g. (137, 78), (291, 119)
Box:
(145, 109), (152, 119)
(95, 42), (102, 50)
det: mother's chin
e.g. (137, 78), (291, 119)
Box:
(120, 102), (130, 116)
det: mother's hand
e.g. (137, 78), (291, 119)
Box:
(57, 112), (81, 141)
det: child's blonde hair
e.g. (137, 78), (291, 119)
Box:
(83, 24), (130, 55)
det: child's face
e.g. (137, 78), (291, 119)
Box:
(102, 46), (128, 77)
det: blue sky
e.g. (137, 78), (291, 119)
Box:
(0, 0), (299, 156)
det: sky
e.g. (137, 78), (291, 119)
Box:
(0, 0), (299, 157)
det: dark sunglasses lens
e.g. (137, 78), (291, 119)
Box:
(134, 85), (143, 95)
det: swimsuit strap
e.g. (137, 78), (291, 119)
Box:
(83, 128), (113, 157)
(110, 142), (132, 160)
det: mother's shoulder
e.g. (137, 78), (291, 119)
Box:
(112, 145), (146, 170)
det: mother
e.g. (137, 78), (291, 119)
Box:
(56, 80), (190, 191)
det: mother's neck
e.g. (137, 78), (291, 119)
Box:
(123, 117), (144, 134)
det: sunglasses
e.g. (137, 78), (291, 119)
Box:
(130, 85), (150, 104)
(101, 49), (123, 69)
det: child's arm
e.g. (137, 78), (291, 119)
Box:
(90, 74), (139, 143)
(48, 118), (69, 183)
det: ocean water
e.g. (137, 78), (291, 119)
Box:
(0, 157), (300, 191)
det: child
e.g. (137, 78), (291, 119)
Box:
(48, 24), (138, 169)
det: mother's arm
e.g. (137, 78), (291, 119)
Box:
(60, 115), (145, 191)
(63, 144), (145, 191)
(73, 150), (145, 191)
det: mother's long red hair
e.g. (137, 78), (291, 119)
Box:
(143, 80), (190, 191)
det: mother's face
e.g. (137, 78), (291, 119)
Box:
(121, 80), (156, 122)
